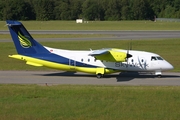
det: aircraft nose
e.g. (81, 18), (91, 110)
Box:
(168, 63), (174, 70)
(163, 61), (174, 70)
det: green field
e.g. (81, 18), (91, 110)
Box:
(0, 85), (180, 120)
(1, 20), (180, 30)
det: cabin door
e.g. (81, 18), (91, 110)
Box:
(69, 57), (76, 70)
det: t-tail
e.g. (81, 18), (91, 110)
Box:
(6, 20), (50, 55)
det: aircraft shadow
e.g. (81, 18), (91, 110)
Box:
(34, 71), (96, 78)
(116, 72), (180, 82)
(35, 71), (120, 78)
(34, 71), (180, 82)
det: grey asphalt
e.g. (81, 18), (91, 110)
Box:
(1, 30), (180, 42)
(0, 71), (180, 86)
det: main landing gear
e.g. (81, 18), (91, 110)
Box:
(96, 73), (103, 78)
(96, 68), (105, 78)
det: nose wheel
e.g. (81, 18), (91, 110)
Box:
(155, 71), (162, 78)
(97, 73), (103, 78)
(157, 74), (162, 78)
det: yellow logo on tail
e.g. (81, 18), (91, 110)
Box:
(18, 32), (32, 48)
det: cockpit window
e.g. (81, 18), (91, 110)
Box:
(151, 56), (157, 61)
(151, 56), (164, 61)
(157, 56), (164, 60)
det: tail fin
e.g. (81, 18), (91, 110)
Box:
(6, 20), (50, 55)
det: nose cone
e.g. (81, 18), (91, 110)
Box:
(162, 61), (174, 70)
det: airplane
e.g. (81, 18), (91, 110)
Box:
(6, 20), (174, 78)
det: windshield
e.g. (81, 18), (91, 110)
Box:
(151, 56), (164, 61)
(157, 56), (164, 60)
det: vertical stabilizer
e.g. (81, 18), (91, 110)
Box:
(6, 20), (50, 55)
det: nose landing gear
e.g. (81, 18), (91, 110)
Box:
(157, 74), (162, 78)
(155, 71), (162, 78)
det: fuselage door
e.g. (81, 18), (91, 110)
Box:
(69, 57), (76, 70)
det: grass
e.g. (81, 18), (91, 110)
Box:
(0, 84), (180, 120)
(1, 20), (180, 30)
(0, 39), (179, 71)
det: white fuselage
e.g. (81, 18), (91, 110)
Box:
(45, 47), (174, 74)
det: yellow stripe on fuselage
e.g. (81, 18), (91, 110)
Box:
(9, 54), (120, 74)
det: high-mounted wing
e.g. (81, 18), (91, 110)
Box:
(89, 48), (111, 56)
(89, 48), (132, 62)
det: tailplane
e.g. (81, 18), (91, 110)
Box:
(6, 20), (49, 55)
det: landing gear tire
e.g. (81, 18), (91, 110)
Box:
(155, 71), (162, 78)
(157, 74), (162, 78)
(97, 73), (103, 79)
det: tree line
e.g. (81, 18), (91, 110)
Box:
(0, 0), (180, 21)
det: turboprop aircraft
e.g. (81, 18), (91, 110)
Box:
(6, 20), (174, 78)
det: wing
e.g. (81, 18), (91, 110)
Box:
(88, 48), (111, 56)
(89, 48), (131, 62)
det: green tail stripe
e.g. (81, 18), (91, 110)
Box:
(18, 32), (32, 46)
(18, 32), (32, 47)
(18, 36), (30, 47)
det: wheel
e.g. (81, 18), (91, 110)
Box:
(155, 71), (162, 78)
(97, 73), (103, 78)
(157, 74), (162, 78)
